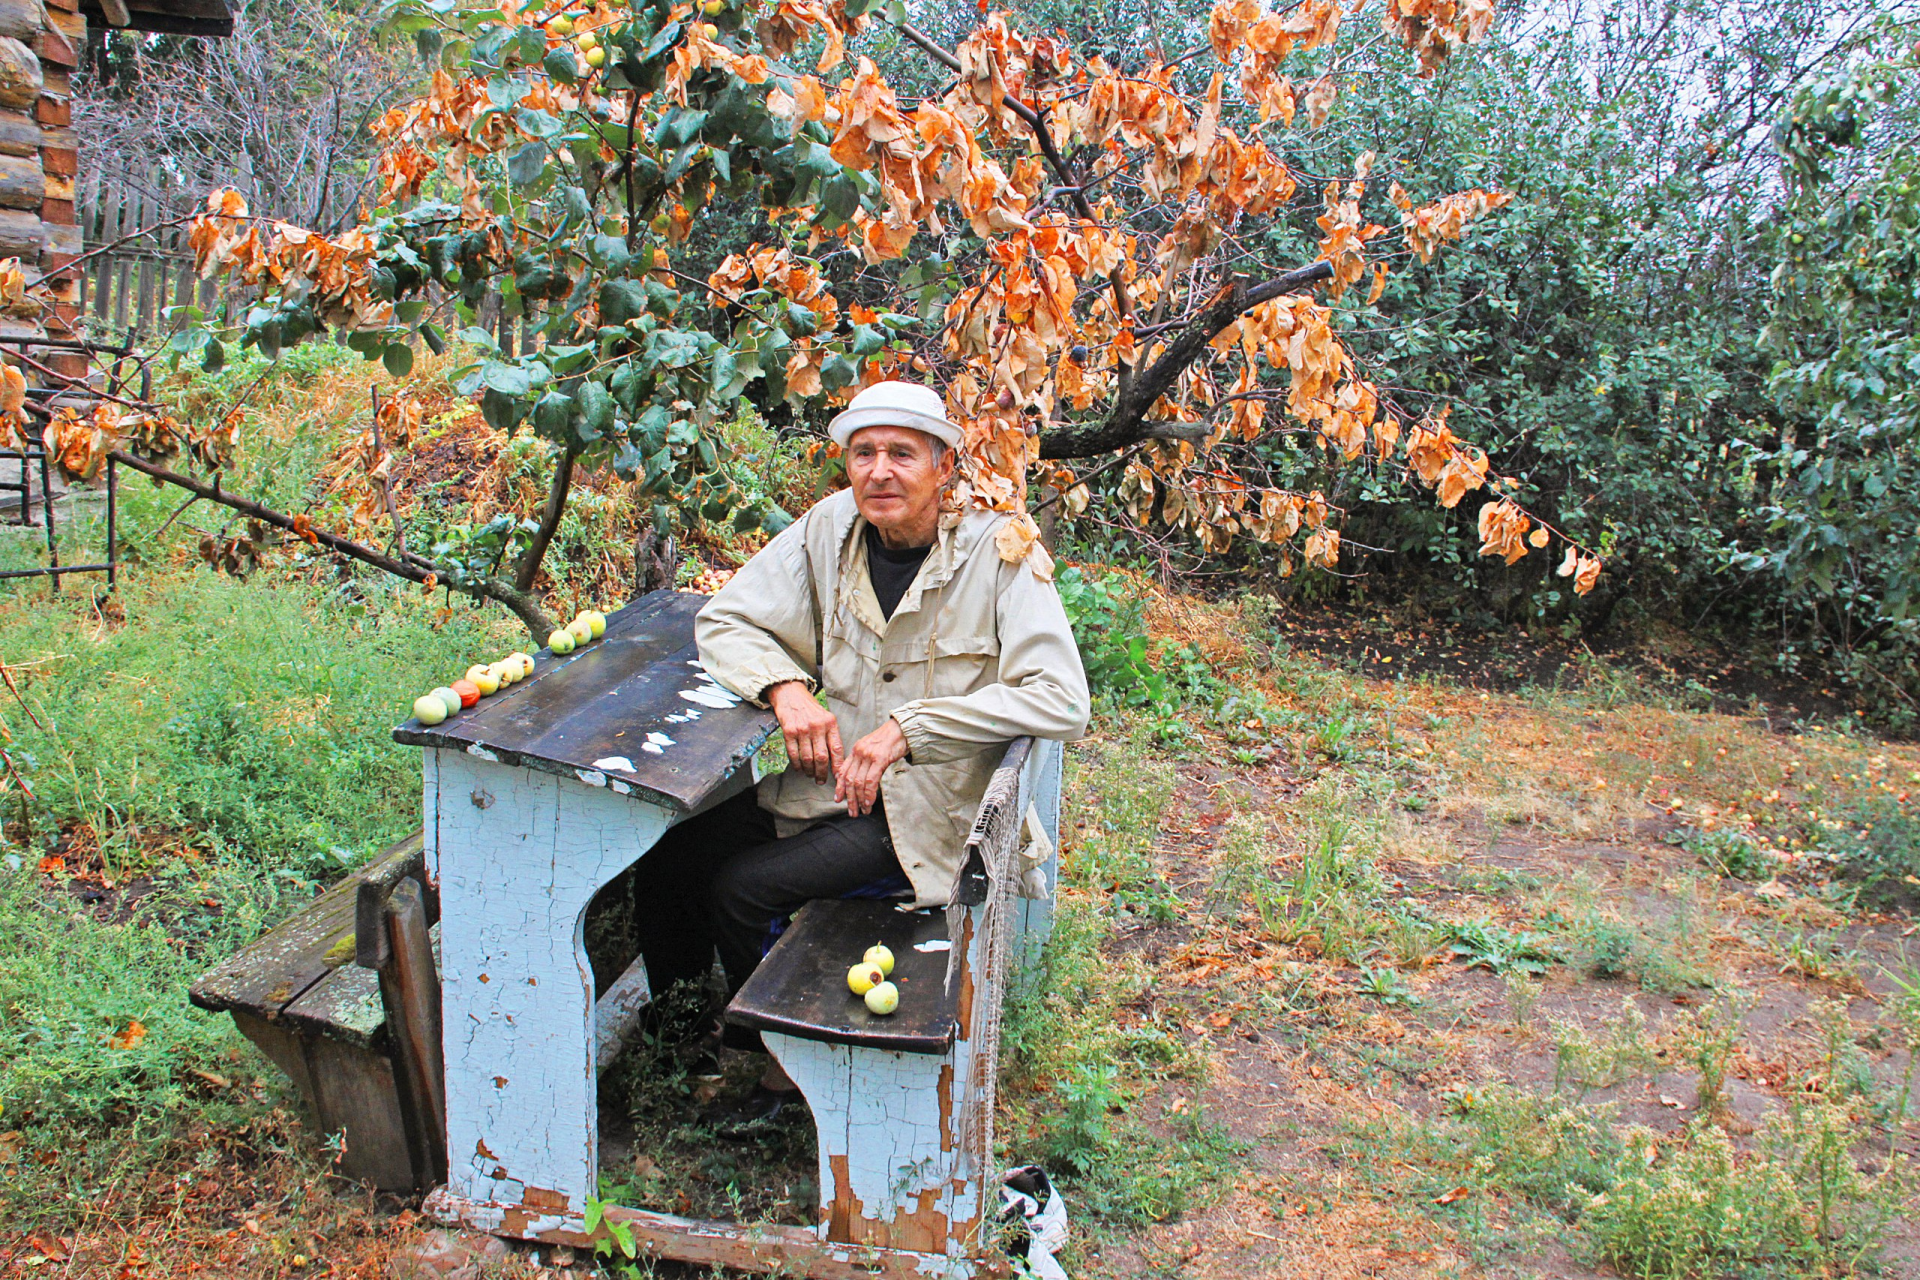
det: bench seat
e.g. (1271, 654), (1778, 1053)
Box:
(725, 900), (958, 1055)
(188, 831), (429, 1190)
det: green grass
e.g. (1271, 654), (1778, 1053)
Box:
(0, 567), (509, 1223)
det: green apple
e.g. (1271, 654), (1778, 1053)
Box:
(567, 617), (594, 645)
(585, 45), (606, 67)
(549, 14), (574, 36)
(431, 686), (462, 718)
(864, 981), (899, 1015)
(585, 609), (607, 639)
(413, 694), (448, 726)
(575, 29), (598, 49)
(549, 629), (576, 655)
(863, 944), (895, 976)
(846, 963), (884, 996)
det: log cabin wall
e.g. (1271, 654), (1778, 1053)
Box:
(0, 0), (87, 384)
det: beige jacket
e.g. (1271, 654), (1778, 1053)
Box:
(695, 489), (1089, 907)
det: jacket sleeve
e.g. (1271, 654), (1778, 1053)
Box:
(889, 557), (1090, 764)
(695, 510), (820, 706)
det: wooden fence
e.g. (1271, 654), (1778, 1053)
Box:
(74, 168), (547, 358)
(73, 167), (218, 346)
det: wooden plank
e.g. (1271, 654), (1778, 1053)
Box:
(425, 1189), (994, 1280)
(430, 748), (677, 1213)
(380, 879), (447, 1189)
(394, 590), (776, 816)
(278, 943), (384, 1047)
(188, 830), (425, 1022)
(592, 952), (651, 1074)
(727, 900), (958, 1054)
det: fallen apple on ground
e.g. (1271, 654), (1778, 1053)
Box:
(846, 963), (885, 996)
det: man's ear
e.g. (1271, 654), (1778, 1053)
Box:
(936, 444), (957, 484)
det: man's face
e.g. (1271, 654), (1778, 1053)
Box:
(846, 424), (953, 539)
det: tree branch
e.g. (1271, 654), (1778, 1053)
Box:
(512, 442), (580, 594)
(1038, 259), (1334, 459)
(107, 449), (555, 636)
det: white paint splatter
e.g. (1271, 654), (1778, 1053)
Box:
(912, 939), (952, 953)
(645, 732), (674, 748)
(574, 770), (608, 788)
(591, 756), (636, 773)
(640, 741), (664, 755)
(679, 688), (737, 710)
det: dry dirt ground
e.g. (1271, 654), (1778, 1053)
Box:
(8, 596), (1919, 1280)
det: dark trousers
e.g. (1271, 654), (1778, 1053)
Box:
(630, 788), (910, 1006)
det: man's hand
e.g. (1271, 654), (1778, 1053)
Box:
(767, 681), (843, 784)
(836, 718), (908, 817)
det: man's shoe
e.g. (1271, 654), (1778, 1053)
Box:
(705, 1084), (802, 1137)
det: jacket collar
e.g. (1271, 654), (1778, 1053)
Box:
(828, 492), (993, 636)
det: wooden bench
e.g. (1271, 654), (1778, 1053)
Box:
(724, 735), (1062, 1261)
(187, 832), (438, 1191)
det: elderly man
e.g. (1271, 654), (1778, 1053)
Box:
(625, 379), (1087, 1125)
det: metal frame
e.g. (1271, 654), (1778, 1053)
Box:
(0, 445), (116, 589)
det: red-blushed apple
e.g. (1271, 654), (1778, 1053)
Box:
(846, 963), (884, 996)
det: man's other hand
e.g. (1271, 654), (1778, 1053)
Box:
(767, 681), (843, 784)
(836, 719), (908, 817)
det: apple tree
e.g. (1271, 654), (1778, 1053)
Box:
(19, 0), (1603, 635)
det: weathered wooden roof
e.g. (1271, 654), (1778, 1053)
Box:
(393, 590), (779, 816)
(81, 0), (233, 38)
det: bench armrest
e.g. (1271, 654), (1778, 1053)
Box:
(951, 736), (1034, 908)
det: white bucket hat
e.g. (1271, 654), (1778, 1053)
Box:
(827, 380), (965, 451)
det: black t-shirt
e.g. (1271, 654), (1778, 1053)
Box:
(865, 524), (931, 620)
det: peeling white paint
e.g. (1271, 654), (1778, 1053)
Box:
(574, 770), (607, 788)
(465, 745), (501, 762)
(645, 732), (675, 748)
(912, 939), (952, 954)
(641, 741), (664, 755)
(429, 748), (676, 1211)
(590, 756), (636, 773)
(610, 780), (631, 795)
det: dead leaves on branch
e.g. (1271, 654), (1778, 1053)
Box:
(169, 0), (1599, 593)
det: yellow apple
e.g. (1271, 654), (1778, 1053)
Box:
(467, 666), (501, 696)
(509, 653), (535, 679)
(575, 29), (598, 49)
(863, 981), (899, 1015)
(549, 14), (574, 36)
(863, 944), (894, 976)
(584, 609), (607, 639)
(413, 694), (448, 726)
(585, 45), (607, 67)
(489, 660), (517, 686)
(846, 963), (884, 996)
(567, 617), (594, 645)
(549, 629), (576, 655)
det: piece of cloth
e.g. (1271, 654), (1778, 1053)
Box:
(696, 489), (1091, 908)
(864, 524), (931, 621)
(624, 789), (908, 1000)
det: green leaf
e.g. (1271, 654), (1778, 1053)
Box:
(508, 141), (549, 186)
(543, 45), (579, 84)
(201, 337), (225, 373)
(515, 107), (564, 139)
(598, 278), (649, 325)
(383, 343), (415, 378)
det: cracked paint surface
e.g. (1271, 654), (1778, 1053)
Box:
(427, 748), (674, 1210)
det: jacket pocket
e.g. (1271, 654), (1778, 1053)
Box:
(881, 633), (1000, 698)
